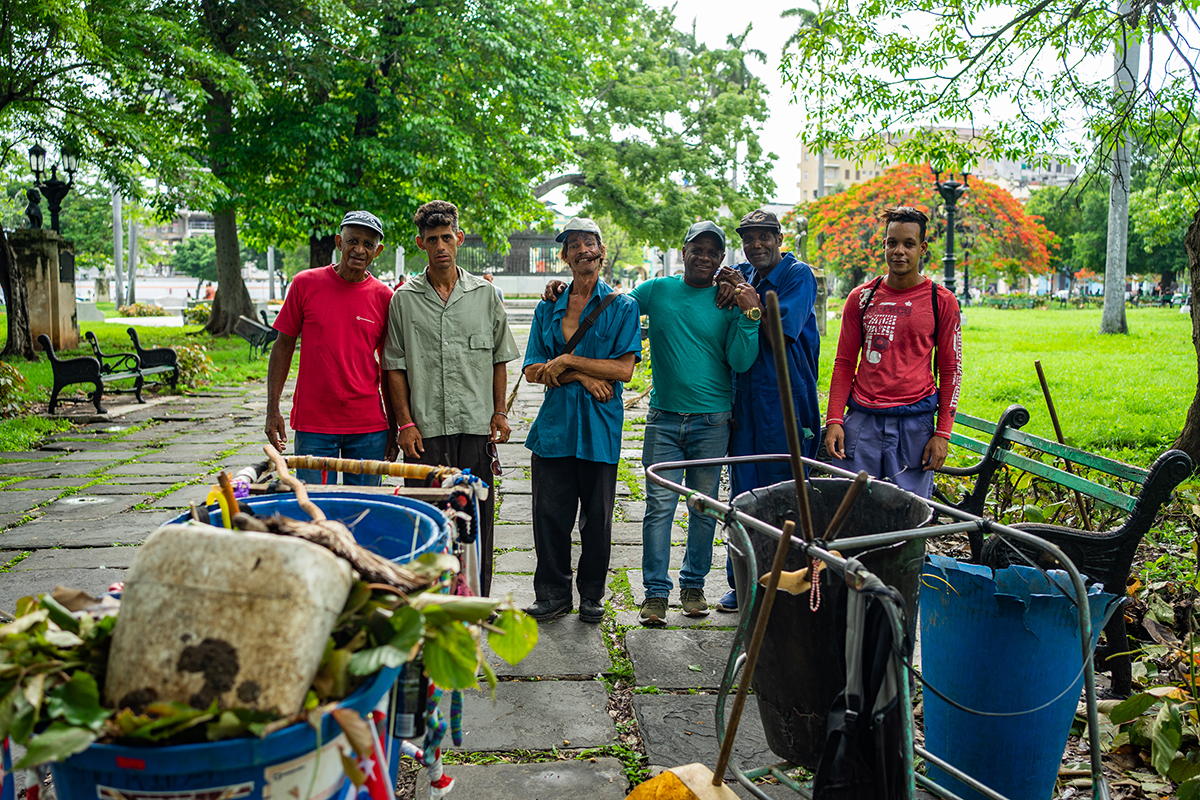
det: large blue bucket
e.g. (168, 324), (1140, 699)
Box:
(50, 665), (400, 800)
(169, 491), (452, 563)
(920, 554), (1121, 800)
(36, 492), (452, 800)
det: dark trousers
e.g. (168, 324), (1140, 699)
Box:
(405, 433), (495, 597)
(530, 454), (617, 604)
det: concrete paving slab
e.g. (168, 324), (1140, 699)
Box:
(498, 494), (533, 523)
(0, 490), (61, 514)
(495, 544), (665, 574)
(0, 511), (171, 548)
(494, 479), (630, 498)
(16, 547), (139, 570)
(489, 573), (535, 608)
(38, 494), (145, 519)
(484, 614), (611, 677)
(633, 694), (771, 780)
(59, 451), (142, 461)
(136, 449), (225, 463)
(614, 608), (737, 630)
(0, 512), (38, 531)
(1, 477), (94, 490)
(146, 483), (213, 508)
(105, 462), (209, 477)
(495, 524), (534, 550)
(82, 482), (178, 496)
(449, 680), (615, 751)
(0, 452), (56, 461)
(626, 629), (734, 689)
(110, 429), (184, 443)
(412, 758), (628, 800)
(0, 568), (126, 614)
(0, 461), (101, 478)
(642, 766), (765, 800)
(41, 440), (137, 451)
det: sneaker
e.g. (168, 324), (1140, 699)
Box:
(715, 589), (738, 613)
(680, 588), (708, 617)
(639, 596), (668, 626)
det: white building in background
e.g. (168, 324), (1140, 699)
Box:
(795, 127), (1076, 202)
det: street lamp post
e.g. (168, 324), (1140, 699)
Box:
(28, 143), (78, 234)
(931, 167), (969, 296)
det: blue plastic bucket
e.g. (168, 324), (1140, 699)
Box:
(50, 665), (400, 800)
(169, 491), (452, 564)
(920, 554), (1121, 800)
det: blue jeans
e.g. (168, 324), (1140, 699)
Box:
(293, 430), (387, 486)
(641, 409), (731, 598)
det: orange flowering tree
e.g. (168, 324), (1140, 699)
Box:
(807, 164), (1055, 291)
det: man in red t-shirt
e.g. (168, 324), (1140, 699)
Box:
(824, 206), (962, 498)
(266, 210), (396, 485)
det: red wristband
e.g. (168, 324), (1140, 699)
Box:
(397, 422), (416, 433)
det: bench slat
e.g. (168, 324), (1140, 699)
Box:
(991, 448), (1137, 512)
(952, 411), (998, 436)
(948, 432), (991, 456)
(999, 428), (1150, 483)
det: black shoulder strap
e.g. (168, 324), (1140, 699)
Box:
(559, 291), (620, 356)
(858, 277), (884, 341)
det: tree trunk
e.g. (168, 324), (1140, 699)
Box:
(0, 230), (36, 359)
(1100, 7), (1139, 335)
(1170, 206), (1200, 463)
(309, 232), (336, 270)
(204, 208), (254, 335)
(200, 78), (254, 336)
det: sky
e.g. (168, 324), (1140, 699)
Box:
(649, 0), (810, 205)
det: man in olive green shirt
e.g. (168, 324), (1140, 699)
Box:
(383, 200), (520, 596)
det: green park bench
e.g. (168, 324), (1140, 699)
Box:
(936, 404), (1193, 695)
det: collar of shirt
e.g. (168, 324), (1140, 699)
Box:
(741, 251), (800, 291)
(548, 279), (615, 344)
(403, 267), (488, 306)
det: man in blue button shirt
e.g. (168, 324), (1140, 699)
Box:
(712, 208), (821, 612)
(523, 218), (642, 623)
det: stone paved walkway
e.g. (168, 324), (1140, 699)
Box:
(0, 317), (787, 799)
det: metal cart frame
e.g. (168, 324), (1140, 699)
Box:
(646, 453), (1112, 800)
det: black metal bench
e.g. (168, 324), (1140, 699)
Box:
(936, 404), (1193, 694)
(234, 312), (278, 360)
(125, 327), (180, 391)
(40, 334), (140, 414)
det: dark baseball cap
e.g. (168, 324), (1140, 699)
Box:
(684, 220), (726, 250)
(735, 209), (782, 235)
(341, 210), (384, 240)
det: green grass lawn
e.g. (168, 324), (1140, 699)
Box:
(0, 304), (1195, 464)
(817, 305), (1195, 466)
(0, 315), (278, 450)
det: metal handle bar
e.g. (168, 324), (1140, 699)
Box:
(644, 453), (1111, 800)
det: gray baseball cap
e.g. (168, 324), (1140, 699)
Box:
(735, 208), (782, 235)
(555, 217), (602, 243)
(684, 220), (726, 250)
(341, 210), (384, 240)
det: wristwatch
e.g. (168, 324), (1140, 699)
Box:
(743, 307), (762, 322)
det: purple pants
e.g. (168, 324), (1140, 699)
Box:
(831, 408), (936, 499)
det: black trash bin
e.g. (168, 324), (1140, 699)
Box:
(727, 477), (931, 769)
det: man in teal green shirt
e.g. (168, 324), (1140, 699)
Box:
(633, 222), (762, 624)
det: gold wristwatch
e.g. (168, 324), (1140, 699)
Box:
(743, 307), (762, 321)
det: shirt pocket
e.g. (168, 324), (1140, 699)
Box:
(469, 333), (490, 351)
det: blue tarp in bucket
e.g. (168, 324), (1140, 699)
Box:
(32, 493), (451, 800)
(50, 665), (400, 800)
(169, 491), (453, 564)
(920, 553), (1121, 800)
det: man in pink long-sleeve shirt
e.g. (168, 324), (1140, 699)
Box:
(824, 206), (962, 498)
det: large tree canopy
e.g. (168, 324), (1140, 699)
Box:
(808, 164), (1054, 290)
(547, 7), (777, 246)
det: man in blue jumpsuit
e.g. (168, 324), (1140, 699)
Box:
(713, 208), (821, 611)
